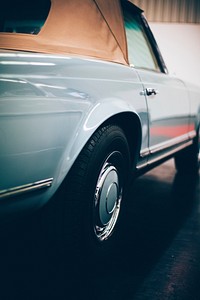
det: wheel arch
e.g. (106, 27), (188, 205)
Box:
(101, 112), (142, 172)
(55, 107), (143, 195)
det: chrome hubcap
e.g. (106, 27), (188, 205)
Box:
(93, 152), (123, 242)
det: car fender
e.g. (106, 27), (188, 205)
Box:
(54, 97), (142, 188)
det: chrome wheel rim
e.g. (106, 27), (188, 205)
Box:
(93, 152), (123, 242)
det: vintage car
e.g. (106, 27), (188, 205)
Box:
(0, 0), (199, 251)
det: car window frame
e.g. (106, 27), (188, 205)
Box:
(121, 1), (168, 74)
(141, 14), (168, 74)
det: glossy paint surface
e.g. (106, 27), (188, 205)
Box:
(0, 52), (146, 210)
(137, 70), (190, 144)
(0, 48), (199, 213)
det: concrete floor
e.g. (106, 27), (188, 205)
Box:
(0, 159), (200, 299)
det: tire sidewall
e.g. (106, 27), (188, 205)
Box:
(79, 125), (130, 255)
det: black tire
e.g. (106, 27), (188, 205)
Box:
(46, 124), (131, 258)
(175, 126), (200, 175)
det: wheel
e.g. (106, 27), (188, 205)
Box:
(175, 126), (200, 175)
(45, 124), (131, 257)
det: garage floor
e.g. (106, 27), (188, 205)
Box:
(1, 159), (200, 300)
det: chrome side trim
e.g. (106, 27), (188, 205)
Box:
(140, 131), (196, 159)
(136, 160), (148, 170)
(0, 178), (53, 199)
(148, 140), (193, 165)
(149, 133), (192, 154)
(140, 148), (149, 157)
(137, 131), (196, 170)
(189, 130), (196, 139)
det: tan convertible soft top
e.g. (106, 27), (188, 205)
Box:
(0, 0), (141, 65)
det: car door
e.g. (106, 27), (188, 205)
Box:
(122, 3), (190, 163)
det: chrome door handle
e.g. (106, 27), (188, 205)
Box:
(145, 88), (158, 96)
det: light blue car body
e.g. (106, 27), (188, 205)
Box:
(0, 49), (199, 215)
